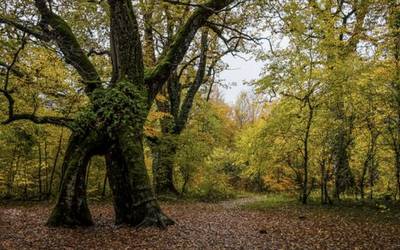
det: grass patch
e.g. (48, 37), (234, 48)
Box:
(242, 193), (400, 225)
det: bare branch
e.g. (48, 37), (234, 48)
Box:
(1, 35), (73, 129)
(0, 16), (50, 41)
(2, 112), (74, 128)
(87, 48), (111, 57)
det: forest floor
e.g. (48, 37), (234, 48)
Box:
(1, 195), (400, 249)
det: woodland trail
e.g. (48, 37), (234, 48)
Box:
(220, 195), (266, 210)
(1, 197), (400, 249)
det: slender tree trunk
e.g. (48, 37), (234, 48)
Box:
(48, 129), (64, 198)
(396, 153), (400, 200)
(369, 166), (374, 200)
(302, 102), (314, 204)
(6, 145), (18, 198)
(101, 173), (107, 198)
(13, 155), (21, 197)
(23, 162), (28, 200)
(360, 160), (368, 200)
(181, 175), (189, 196)
(38, 142), (42, 199)
(206, 79), (214, 102)
(320, 159), (326, 204)
(85, 159), (91, 189)
(44, 138), (49, 194)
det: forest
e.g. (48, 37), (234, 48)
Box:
(0, 0), (400, 249)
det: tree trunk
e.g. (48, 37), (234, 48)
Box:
(101, 173), (107, 198)
(333, 130), (354, 200)
(320, 159), (326, 204)
(48, 129), (64, 198)
(6, 145), (18, 198)
(105, 146), (134, 225)
(38, 142), (42, 199)
(116, 126), (174, 227)
(152, 138), (179, 195)
(301, 102), (314, 204)
(44, 138), (49, 195)
(47, 132), (97, 227)
(396, 153), (400, 200)
(360, 160), (368, 200)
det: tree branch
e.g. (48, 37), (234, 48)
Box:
(87, 48), (111, 57)
(145, 0), (236, 103)
(174, 29), (209, 134)
(108, 0), (144, 84)
(1, 34), (73, 129)
(0, 16), (50, 41)
(34, 0), (101, 94)
(2, 112), (74, 128)
(0, 60), (24, 78)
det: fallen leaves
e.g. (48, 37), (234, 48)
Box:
(0, 200), (399, 249)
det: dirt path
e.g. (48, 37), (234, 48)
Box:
(220, 195), (266, 210)
(1, 199), (399, 249)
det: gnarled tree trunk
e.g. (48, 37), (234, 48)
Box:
(47, 132), (100, 227)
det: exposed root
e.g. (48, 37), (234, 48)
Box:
(46, 204), (94, 228)
(134, 202), (175, 229)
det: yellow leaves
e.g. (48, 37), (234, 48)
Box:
(147, 110), (171, 122)
(155, 94), (168, 103)
(144, 125), (159, 138)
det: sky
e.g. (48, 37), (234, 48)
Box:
(219, 53), (265, 105)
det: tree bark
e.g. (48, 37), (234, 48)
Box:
(105, 145), (134, 225)
(396, 157), (400, 200)
(48, 129), (64, 197)
(301, 101), (313, 204)
(38, 141), (42, 199)
(101, 173), (107, 198)
(47, 132), (98, 227)
(152, 137), (179, 195)
(116, 125), (174, 227)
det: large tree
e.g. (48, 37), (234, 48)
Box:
(0, 0), (236, 227)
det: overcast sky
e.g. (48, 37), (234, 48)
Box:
(219, 53), (264, 105)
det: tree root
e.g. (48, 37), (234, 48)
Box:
(134, 203), (175, 229)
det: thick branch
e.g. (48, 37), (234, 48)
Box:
(174, 29), (208, 134)
(345, 0), (369, 52)
(167, 72), (181, 122)
(108, 0), (144, 84)
(34, 0), (101, 94)
(2, 113), (74, 128)
(0, 16), (49, 41)
(141, 0), (157, 68)
(145, 0), (235, 102)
